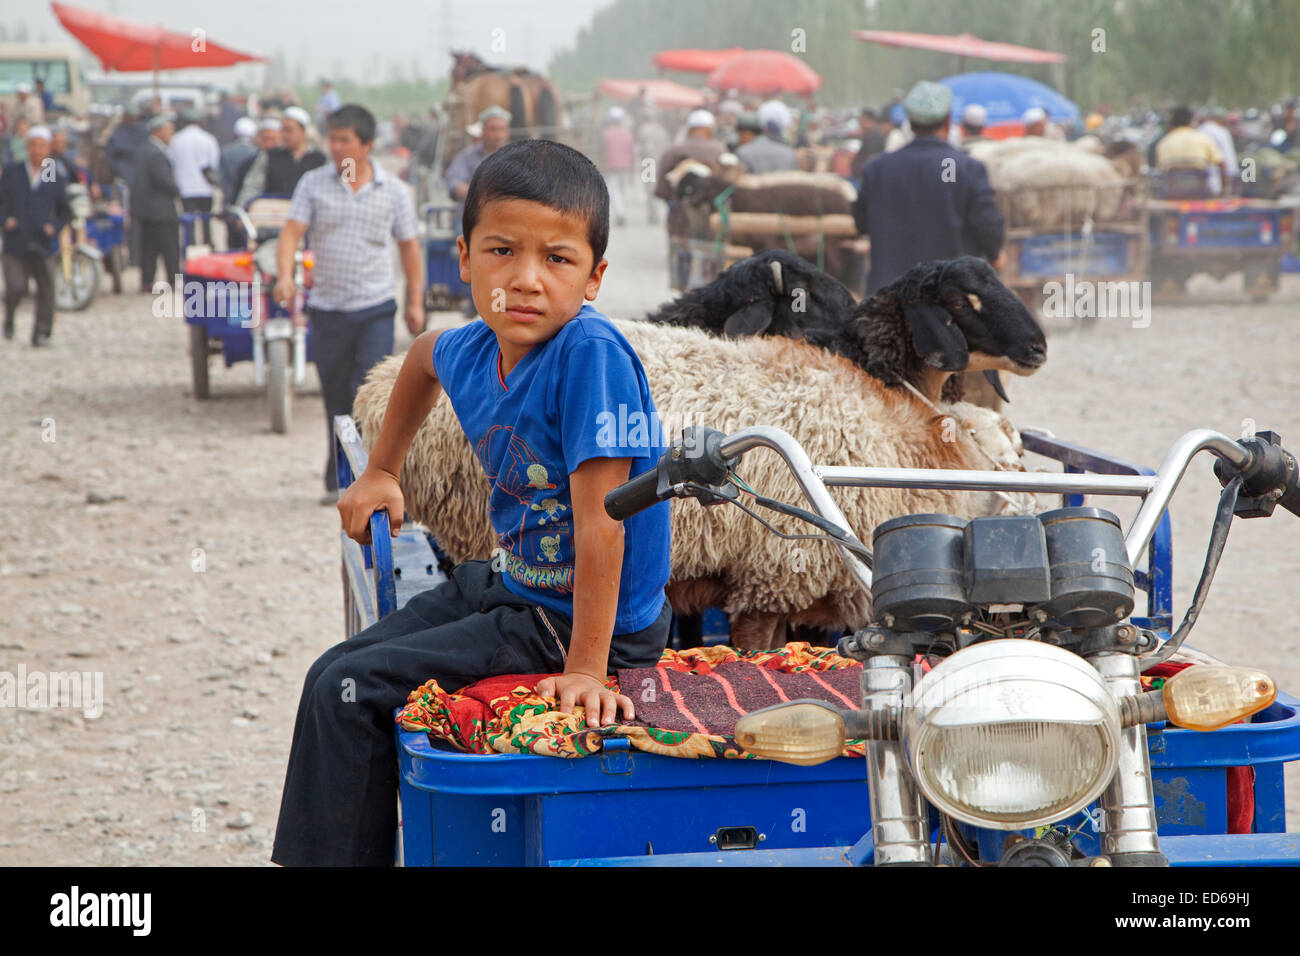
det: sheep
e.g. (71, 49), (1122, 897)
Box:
(645, 252), (1047, 407)
(644, 248), (858, 341)
(353, 321), (1030, 652)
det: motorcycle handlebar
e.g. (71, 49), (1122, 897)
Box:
(604, 463), (664, 522)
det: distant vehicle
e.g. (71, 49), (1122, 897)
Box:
(129, 86), (213, 115)
(85, 76), (228, 114)
(0, 44), (90, 114)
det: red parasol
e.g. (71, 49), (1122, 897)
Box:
(52, 1), (263, 76)
(652, 48), (746, 74)
(854, 30), (1066, 72)
(598, 79), (705, 110)
(704, 50), (822, 96)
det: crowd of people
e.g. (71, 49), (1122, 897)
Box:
(3, 73), (1297, 475)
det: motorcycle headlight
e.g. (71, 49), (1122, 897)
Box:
(903, 640), (1121, 830)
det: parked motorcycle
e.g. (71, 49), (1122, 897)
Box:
(52, 182), (102, 312)
(605, 424), (1300, 866)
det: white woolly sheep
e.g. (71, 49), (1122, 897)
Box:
(353, 321), (1030, 651)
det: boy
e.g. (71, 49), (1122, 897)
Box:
(272, 139), (672, 867)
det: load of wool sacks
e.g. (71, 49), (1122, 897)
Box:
(968, 138), (1126, 228)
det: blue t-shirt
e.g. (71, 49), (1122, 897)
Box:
(432, 304), (671, 633)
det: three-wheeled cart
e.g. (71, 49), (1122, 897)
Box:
(333, 414), (1300, 867)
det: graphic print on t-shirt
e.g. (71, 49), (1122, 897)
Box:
(475, 424), (574, 593)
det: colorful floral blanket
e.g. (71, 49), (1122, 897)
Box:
(396, 649), (1253, 833)
(396, 642), (870, 759)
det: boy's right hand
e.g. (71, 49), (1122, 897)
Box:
(338, 467), (405, 545)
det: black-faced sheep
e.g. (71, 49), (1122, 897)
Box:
(352, 321), (1030, 652)
(645, 252), (1047, 406)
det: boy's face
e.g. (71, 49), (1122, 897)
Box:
(458, 198), (607, 359)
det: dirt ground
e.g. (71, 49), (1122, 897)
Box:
(2, 181), (1298, 865)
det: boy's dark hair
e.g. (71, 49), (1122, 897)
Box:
(326, 104), (376, 145)
(462, 139), (610, 267)
(1168, 105), (1193, 129)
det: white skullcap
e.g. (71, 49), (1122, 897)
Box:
(757, 99), (792, 130)
(686, 109), (715, 129)
(477, 105), (511, 124)
(607, 105), (625, 121)
(26, 125), (51, 142)
(283, 106), (312, 130)
(234, 117), (257, 138)
(1021, 106), (1047, 125)
(16, 82), (32, 94)
(962, 104), (987, 127)
(259, 116), (282, 131)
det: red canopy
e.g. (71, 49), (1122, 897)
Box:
(705, 50), (822, 96)
(598, 79), (705, 110)
(53, 1), (263, 71)
(854, 30), (1066, 65)
(652, 48), (746, 74)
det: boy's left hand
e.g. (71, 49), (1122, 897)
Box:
(536, 672), (634, 727)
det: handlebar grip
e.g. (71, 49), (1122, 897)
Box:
(1279, 461), (1300, 519)
(605, 466), (663, 522)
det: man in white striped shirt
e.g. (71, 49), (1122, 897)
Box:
(275, 104), (425, 503)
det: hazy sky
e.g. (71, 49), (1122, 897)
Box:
(10, 0), (615, 86)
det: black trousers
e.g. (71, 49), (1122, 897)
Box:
(138, 218), (180, 291)
(181, 196), (213, 246)
(271, 558), (671, 866)
(310, 299), (396, 491)
(2, 252), (55, 341)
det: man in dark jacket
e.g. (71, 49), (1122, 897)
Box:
(234, 108), (327, 207)
(853, 81), (1005, 294)
(1, 125), (70, 345)
(129, 114), (181, 292)
(106, 106), (150, 186)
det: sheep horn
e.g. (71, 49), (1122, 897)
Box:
(769, 259), (784, 295)
(985, 370), (1010, 403)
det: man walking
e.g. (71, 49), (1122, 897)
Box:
(130, 113), (181, 293)
(601, 106), (635, 226)
(168, 109), (221, 245)
(853, 81), (1004, 294)
(0, 125), (69, 345)
(220, 117), (258, 198)
(315, 79), (341, 129)
(273, 104), (424, 504)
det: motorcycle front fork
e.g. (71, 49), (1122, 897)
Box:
(862, 650), (1167, 866)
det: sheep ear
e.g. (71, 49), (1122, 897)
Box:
(722, 301), (773, 337)
(905, 303), (969, 370)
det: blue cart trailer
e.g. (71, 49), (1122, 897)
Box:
(1147, 197), (1296, 301)
(994, 179), (1149, 327)
(333, 415), (1300, 867)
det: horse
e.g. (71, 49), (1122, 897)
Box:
(445, 50), (560, 148)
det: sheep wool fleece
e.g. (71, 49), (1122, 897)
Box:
(432, 305), (671, 634)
